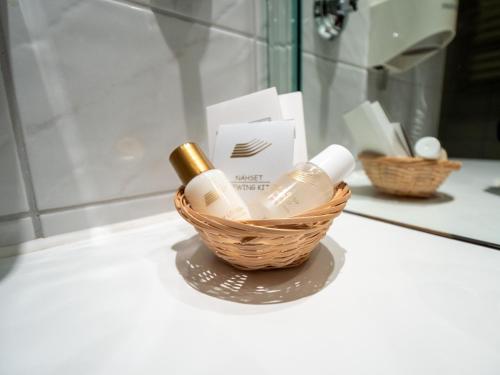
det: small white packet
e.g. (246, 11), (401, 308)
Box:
(213, 121), (295, 213)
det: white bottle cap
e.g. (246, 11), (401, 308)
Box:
(310, 144), (355, 185)
(415, 137), (441, 159)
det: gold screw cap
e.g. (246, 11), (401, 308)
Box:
(169, 142), (214, 185)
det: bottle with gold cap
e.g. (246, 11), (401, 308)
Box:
(169, 142), (251, 221)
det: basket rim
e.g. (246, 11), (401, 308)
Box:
(174, 182), (351, 233)
(358, 152), (462, 170)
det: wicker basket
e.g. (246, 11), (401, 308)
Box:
(358, 153), (461, 197)
(174, 183), (351, 270)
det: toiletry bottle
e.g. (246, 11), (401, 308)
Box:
(414, 137), (447, 160)
(170, 142), (251, 220)
(256, 145), (355, 219)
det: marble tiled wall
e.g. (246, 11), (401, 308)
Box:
(0, 57), (36, 245)
(301, 0), (369, 157)
(301, 0), (446, 157)
(0, 0), (267, 246)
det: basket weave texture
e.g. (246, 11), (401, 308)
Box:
(174, 183), (351, 270)
(359, 153), (461, 197)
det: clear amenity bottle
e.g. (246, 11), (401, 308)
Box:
(256, 144), (355, 219)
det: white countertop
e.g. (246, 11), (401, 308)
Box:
(346, 159), (500, 246)
(1, 211), (499, 375)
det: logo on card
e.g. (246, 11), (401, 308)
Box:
(230, 139), (272, 158)
(204, 190), (219, 206)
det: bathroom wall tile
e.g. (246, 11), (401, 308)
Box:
(0, 217), (36, 248)
(0, 60), (29, 215)
(409, 84), (443, 142)
(131, 0), (255, 37)
(256, 41), (268, 90)
(255, 0), (267, 39)
(367, 72), (443, 145)
(302, 53), (368, 157)
(7, 0), (255, 210)
(40, 192), (174, 237)
(388, 51), (447, 89)
(302, 0), (369, 68)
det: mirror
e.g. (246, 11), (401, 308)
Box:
(300, 0), (500, 248)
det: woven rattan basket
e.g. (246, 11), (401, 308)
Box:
(358, 153), (461, 197)
(174, 183), (351, 270)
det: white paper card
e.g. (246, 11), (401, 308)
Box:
(343, 101), (409, 157)
(213, 121), (295, 209)
(206, 88), (283, 157)
(392, 122), (412, 156)
(370, 102), (409, 156)
(279, 92), (308, 162)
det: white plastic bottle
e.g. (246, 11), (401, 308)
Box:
(414, 136), (447, 160)
(170, 143), (251, 220)
(256, 144), (355, 219)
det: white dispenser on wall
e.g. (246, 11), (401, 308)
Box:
(367, 0), (458, 73)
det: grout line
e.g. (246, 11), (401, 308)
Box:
(252, 0), (258, 39)
(0, 212), (32, 223)
(38, 189), (177, 215)
(117, 0), (256, 40)
(301, 50), (367, 71)
(0, 10), (43, 238)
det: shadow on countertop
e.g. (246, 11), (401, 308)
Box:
(485, 186), (500, 197)
(350, 185), (454, 205)
(0, 249), (19, 282)
(172, 235), (346, 305)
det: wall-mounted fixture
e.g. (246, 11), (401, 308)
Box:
(314, 0), (358, 40)
(367, 0), (458, 73)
